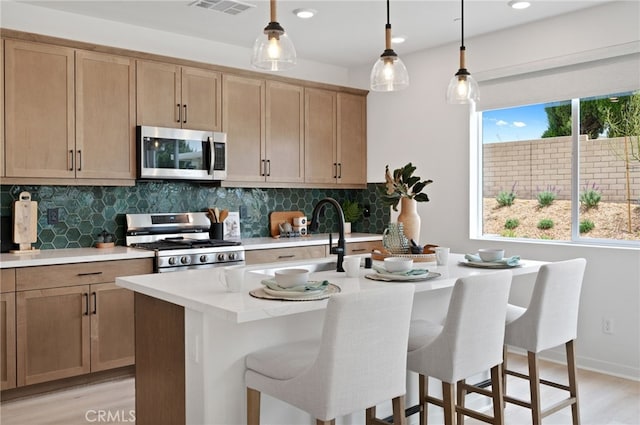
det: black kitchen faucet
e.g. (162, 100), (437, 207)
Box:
(308, 197), (346, 272)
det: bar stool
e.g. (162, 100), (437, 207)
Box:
(503, 258), (587, 425)
(245, 284), (415, 425)
(406, 271), (513, 425)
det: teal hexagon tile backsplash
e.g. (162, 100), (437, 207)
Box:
(1, 182), (389, 249)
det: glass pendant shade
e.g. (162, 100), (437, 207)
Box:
(251, 0), (296, 71)
(446, 70), (479, 103)
(370, 53), (410, 92)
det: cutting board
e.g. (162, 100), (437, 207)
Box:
(269, 211), (305, 238)
(11, 191), (39, 253)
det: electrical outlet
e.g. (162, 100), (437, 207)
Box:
(602, 318), (614, 334)
(47, 208), (59, 225)
(239, 205), (247, 219)
(363, 204), (371, 218)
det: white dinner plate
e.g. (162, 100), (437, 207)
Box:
(365, 271), (441, 282)
(458, 261), (522, 269)
(250, 284), (341, 301)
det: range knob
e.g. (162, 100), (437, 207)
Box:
(217, 253), (226, 262)
(229, 252), (237, 261)
(199, 255), (209, 263)
(168, 257), (178, 265)
(180, 256), (191, 265)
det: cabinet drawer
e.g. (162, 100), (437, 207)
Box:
(346, 241), (383, 255)
(16, 259), (152, 291)
(245, 245), (327, 265)
(1, 269), (16, 293)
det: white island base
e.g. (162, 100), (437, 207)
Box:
(120, 255), (545, 425)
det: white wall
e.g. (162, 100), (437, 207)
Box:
(0, 0), (350, 87)
(354, 1), (640, 379)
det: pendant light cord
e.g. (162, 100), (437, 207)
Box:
(386, 0), (390, 26)
(460, 0), (465, 49)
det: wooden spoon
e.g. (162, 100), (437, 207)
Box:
(208, 208), (217, 223)
(219, 209), (229, 222)
(213, 207), (220, 222)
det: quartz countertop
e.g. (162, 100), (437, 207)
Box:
(116, 254), (547, 324)
(0, 233), (381, 268)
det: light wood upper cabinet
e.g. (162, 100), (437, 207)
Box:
(76, 51), (136, 180)
(337, 93), (367, 186)
(265, 81), (304, 183)
(5, 40), (75, 178)
(305, 88), (337, 185)
(137, 60), (221, 131)
(4, 40), (136, 181)
(1, 40), (4, 178)
(222, 74), (266, 182)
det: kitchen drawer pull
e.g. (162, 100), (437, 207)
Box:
(183, 104), (187, 123)
(77, 150), (82, 171)
(277, 254), (295, 259)
(68, 150), (74, 171)
(92, 291), (97, 315)
(77, 271), (103, 277)
(177, 103), (181, 123)
(83, 293), (89, 316)
(352, 248), (366, 252)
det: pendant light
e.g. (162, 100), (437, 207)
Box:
(251, 0), (296, 71)
(370, 0), (409, 92)
(446, 0), (479, 103)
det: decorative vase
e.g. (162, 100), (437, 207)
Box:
(397, 198), (421, 243)
(383, 222), (409, 254)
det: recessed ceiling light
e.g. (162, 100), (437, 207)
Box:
(293, 8), (316, 19)
(392, 35), (406, 44)
(508, 1), (531, 10)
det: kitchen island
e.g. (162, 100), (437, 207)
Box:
(116, 254), (546, 425)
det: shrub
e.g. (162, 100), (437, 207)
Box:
(580, 219), (595, 233)
(501, 229), (517, 238)
(536, 185), (559, 207)
(496, 182), (518, 207)
(537, 218), (554, 230)
(580, 182), (602, 209)
(504, 218), (520, 230)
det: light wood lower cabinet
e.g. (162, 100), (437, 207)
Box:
(14, 259), (151, 387)
(245, 245), (328, 265)
(1, 292), (16, 390)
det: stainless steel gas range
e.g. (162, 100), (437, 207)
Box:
(125, 212), (245, 273)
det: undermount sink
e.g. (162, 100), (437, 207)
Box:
(248, 261), (338, 277)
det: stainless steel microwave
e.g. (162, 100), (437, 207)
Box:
(137, 126), (227, 181)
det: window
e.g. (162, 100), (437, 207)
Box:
(477, 92), (639, 245)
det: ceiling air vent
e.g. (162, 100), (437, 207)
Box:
(189, 0), (255, 15)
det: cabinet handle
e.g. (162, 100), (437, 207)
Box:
(77, 271), (103, 277)
(277, 254), (295, 259)
(352, 248), (366, 252)
(183, 104), (187, 123)
(83, 293), (89, 316)
(333, 163), (338, 178)
(338, 163), (342, 179)
(266, 159), (271, 176)
(69, 150), (74, 171)
(176, 103), (181, 123)
(92, 291), (97, 315)
(261, 159), (265, 176)
(77, 150), (82, 171)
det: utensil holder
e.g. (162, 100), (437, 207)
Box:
(210, 223), (224, 240)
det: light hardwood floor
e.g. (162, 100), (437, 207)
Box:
(1, 354), (638, 424)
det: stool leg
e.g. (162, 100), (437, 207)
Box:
(392, 395), (408, 425)
(316, 420), (335, 425)
(419, 374), (428, 425)
(365, 406), (376, 425)
(527, 351), (542, 425)
(456, 379), (466, 425)
(442, 382), (455, 425)
(566, 340), (581, 425)
(491, 364), (505, 425)
(247, 387), (261, 425)
(502, 345), (508, 408)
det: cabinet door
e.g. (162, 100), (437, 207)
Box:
(1, 292), (16, 390)
(266, 81), (304, 183)
(90, 283), (135, 372)
(245, 246), (327, 265)
(346, 241), (383, 255)
(181, 66), (221, 131)
(17, 285), (91, 386)
(5, 40), (75, 178)
(304, 88), (337, 184)
(76, 51), (136, 180)
(222, 74), (265, 182)
(337, 93), (367, 186)
(136, 60), (181, 127)
(1, 40), (4, 177)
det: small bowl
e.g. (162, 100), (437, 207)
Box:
(384, 257), (414, 273)
(478, 249), (505, 262)
(274, 268), (310, 288)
